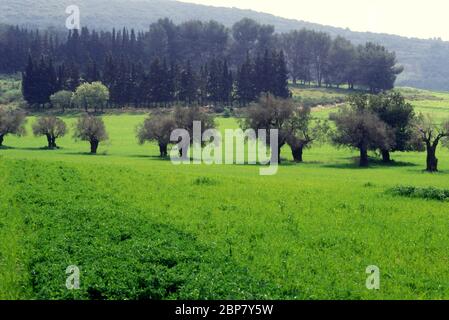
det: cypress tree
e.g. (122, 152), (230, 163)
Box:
(273, 50), (290, 98)
(207, 58), (221, 104)
(179, 60), (197, 105)
(22, 54), (38, 105)
(236, 54), (255, 105)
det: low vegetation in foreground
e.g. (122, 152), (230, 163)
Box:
(1, 85), (449, 299)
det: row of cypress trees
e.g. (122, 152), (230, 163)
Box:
(21, 49), (290, 108)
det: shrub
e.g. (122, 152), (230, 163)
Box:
(50, 90), (73, 112)
(389, 186), (449, 202)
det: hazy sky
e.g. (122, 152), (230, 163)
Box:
(179, 0), (448, 40)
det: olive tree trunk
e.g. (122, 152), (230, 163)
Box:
(46, 134), (58, 149)
(381, 149), (391, 163)
(90, 140), (99, 154)
(291, 145), (304, 163)
(426, 143), (438, 172)
(46, 134), (53, 149)
(51, 136), (57, 149)
(359, 146), (369, 167)
(159, 143), (168, 157)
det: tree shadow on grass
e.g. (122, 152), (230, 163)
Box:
(128, 155), (326, 168)
(130, 154), (159, 159)
(63, 151), (109, 156)
(280, 160), (326, 167)
(322, 157), (418, 169)
(15, 146), (66, 151)
(129, 154), (170, 161)
(405, 168), (449, 175)
(0, 145), (15, 150)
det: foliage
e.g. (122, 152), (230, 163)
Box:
(240, 94), (295, 161)
(347, 92), (419, 162)
(0, 76), (24, 106)
(73, 115), (108, 154)
(21, 55), (58, 106)
(236, 51), (290, 105)
(72, 82), (110, 112)
(0, 107), (27, 146)
(367, 92), (417, 151)
(286, 106), (330, 162)
(389, 185), (449, 202)
(356, 42), (403, 93)
(330, 106), (394, 167)
(32, 116), (67, 149)
(136, 113), (177, 157)
(50, 90), (73, 112)
(1, 17), (402, 108)
(174, 106), (216, 144)
(413, 114), (449, 172)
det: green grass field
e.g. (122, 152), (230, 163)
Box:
(1, 86), (449, 300)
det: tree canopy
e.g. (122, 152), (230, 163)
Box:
(137, 113), (177, 157)
(73, 115), (108, 154)
(72, 82), (110, 112)
(331, 107), (394, 167)
(0, 107), (27, 146)
(32, 116), (67, 149)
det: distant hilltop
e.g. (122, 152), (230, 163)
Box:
(2, 0), (449, 91)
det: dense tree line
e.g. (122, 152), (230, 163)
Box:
(21, 50), (288, 108)
(0, 18), (401, 107)
(282, 32), (403, 92)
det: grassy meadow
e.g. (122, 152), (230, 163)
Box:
(1, 85), (449, 299)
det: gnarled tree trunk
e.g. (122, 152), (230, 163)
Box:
(159, 143), (168, 157)
(426, 144), (438, 172)
(0, 134), (4, 147)
(47, 134), (57, 149)
(51, 136), (57, 149)
(359, 146), (369, 167)
(381, 149), (391, 163)
(46, 134), (52, 149)
(90, 139), (99, 154)
(291, 145), (304, 163)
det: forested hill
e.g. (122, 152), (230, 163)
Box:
(2, 0), (449, 91)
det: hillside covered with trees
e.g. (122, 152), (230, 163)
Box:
(1, 18), (401, 108)
(1, 0), (449, 91)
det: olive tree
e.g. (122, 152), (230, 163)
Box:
(137, 113), (177, 157)
(72, 82), (109, 112)
(414, 114), (449, 172)
(173, 106), (216, 157)
(73, 115), (108, 154)
(331, 107), (394, 167)
(50, 90), (73, 112)
(32, 116), (67, 149)
(0, 107), (27, 147)
(239, 94), (294, 163)
(362, 92), (417, 162)
(286, 106), (330, 162)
